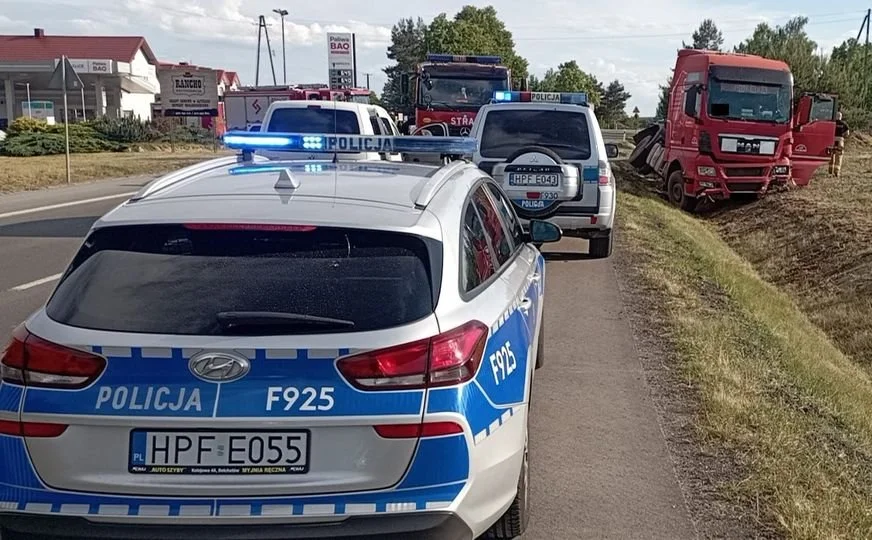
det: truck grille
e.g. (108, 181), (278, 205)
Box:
(724, 167), (765, 177)
(726, 182), (765, 193)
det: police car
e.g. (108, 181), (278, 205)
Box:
(0, 132), (561, 540)
(469, 91), (620, 258)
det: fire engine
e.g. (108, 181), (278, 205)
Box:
(224, 86), (371, 132)
(400, 54), (512, 136)
(630, 49), (837, 211)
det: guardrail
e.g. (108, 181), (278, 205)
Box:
(601, 129), (636, 142)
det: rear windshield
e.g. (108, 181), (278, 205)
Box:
(266, 107), (360, 134)
(46, 225), (440, 336)
(480, 109), (592, 160)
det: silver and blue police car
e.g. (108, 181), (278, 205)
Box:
(0, 132), (561, 539)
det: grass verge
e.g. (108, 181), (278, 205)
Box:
(618, 189), (872, 539)
(0, 146), (231, 194)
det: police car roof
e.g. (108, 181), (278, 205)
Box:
(95, 158), (467, 234)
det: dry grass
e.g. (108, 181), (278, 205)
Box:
(0, 146), (231, 194)
(618, 190), (872, 539)
(707, 134), (872, 369)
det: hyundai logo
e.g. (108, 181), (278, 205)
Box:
(189, 351), (251, 383)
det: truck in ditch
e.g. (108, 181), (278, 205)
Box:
(629, 49), (838, 211)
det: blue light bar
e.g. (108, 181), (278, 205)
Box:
(223, 131), (477, 155)
(492, 91), (588, 105)
(426, 53), (502, 65)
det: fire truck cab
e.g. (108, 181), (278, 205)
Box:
(400, 54), (511, 137)
(630, 49), (837, 211)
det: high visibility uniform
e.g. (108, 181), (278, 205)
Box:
(829, 120), (850, 177)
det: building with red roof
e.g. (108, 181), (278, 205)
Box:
(0, 28), (160, 127)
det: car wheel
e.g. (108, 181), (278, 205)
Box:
(589, 231), (613, 258)
(667, 170), (698, 212)
(484, 420), (530, 539)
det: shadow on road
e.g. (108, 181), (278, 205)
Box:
(0, 216), (99, 238)
(542, 251), (596, 262)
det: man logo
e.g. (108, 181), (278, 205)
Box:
(189, 351), (251, 383)
(795, 144), (808, 153)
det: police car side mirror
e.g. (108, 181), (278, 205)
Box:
(527, 220), (562, 244)
(604, 143), (619, 159)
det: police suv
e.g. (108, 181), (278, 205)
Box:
(469, 91), (619, 258)
(0, 132), (561, 540)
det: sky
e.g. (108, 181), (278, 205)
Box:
(0, 0), (868, 115)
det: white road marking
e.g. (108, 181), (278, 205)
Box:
(10, 273), (63, 291)
(0, 191), (136, 220)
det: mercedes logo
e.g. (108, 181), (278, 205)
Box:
(189, 351), (251, 383)
(459, 127), (470, 136)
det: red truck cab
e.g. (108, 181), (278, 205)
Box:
(630, 49), (837, 210)
(401, 54), (511, 136)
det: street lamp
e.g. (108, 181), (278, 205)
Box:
(15, 82), (32, 118)
(273, 8), (289, 85)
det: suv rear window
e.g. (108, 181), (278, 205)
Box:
(480, 109), (592, 160)
(266, 107), (360, 134)
(46, 225), (440, 336)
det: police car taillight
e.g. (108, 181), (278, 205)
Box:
(598, 160), (611, 186)
(336, 321), (488, 390)
(1, 324), (106, 391)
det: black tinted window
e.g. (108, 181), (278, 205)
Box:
(461, 204), (496, 292)
(480, 110), (591, 160)
(486, 183), (524, 248)
(266, 107), (360, 134)
(369, 115), (383, 135)
(47, 225), (439, 335)
(472, 186), (512, 266)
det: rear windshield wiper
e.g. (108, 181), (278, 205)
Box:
(216, 311), (356, 331)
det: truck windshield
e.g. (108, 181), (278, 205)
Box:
(707, 67), (792, 124)
(420, 77), (509, 109)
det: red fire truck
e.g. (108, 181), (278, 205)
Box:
(630, 49), (837, 211)
(223, 86), (371, 132)
(401, 54), (512, 136)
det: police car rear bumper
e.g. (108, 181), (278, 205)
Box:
(0, 511), (474, 540)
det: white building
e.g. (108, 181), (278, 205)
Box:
(0, 28), (160, 128)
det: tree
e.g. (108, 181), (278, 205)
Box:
(369, 92), (383, 107)
(381, 17), (426, 112)
(734, 17), (822, 91)
(684, 19), (724, 51)
(598, 79), (632, 126)
(655, 76), (672, 121)
(531, 61), (603, 104)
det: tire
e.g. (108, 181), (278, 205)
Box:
(628, 135), (653, 170)
(484, 419), (530, 539)
(535, 318), (545, 369)
(589, 231), (613, 258)
(667, 170), (698, 212)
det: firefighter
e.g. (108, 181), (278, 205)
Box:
(829, 111), (850, 177)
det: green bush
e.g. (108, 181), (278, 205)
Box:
(90, 116), (153, 143)
(6, 117), (49, 136)
(1, 132), (125, 157)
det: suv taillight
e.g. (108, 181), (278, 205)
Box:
(598, 160), (611, 185)
(1, 324), (107, 389)
(336, 321), (488, 391)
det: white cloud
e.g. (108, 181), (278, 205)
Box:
(2, 0), (864, 115)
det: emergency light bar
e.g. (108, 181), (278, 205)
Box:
(492, 91), (588, 105)
(223, 131), (477, 156)
(426, 53), (502, 65)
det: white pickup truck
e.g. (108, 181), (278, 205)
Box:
(258, 100), (403, 161)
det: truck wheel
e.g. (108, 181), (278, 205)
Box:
(589, 231), (613, 258)
(484, 420), (530, 539)
(628, 135), (655, 172)
(667, 170), (698, 212)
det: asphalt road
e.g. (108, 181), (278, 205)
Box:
(0, 179), (696, 539)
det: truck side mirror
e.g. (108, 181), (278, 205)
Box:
(795, 95), (812, 126)
(683, 86), (698, 118)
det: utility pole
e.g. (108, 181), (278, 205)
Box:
(255, 17), (264, 85)
(363, 72), (371, 90)
(273, 9), (288, 85)
(262, 15), (278, 86)
(855, 9), (871, 105)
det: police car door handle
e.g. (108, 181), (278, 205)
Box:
(528, 272), (541, 282)
(519, 297), (533, 314)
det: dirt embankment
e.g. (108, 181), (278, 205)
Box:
(614, 133), (872, 369)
